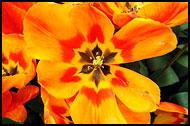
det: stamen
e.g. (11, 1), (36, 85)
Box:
(93, 56), (103, 66)
(134, 2), (144, 12)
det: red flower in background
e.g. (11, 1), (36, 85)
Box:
(2, 85), (39, 122)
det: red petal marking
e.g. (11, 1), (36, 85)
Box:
(170, 113), (185, 124)
(9, 51), (28, 70)
(111, 36), (135, 62)
(81, 86), (114, 107)
(65, 91), (79, 104)
(51, 105), (67, 115)
(87, 24), (105, 44)
(2, 53), (9, 64)
(60, 67), (81, 83)
(111, 70), (128, 87)
(59, 33), (85, 63)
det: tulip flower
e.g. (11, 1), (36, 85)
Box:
(2, 85), (39, 122)
(24, 3), (177, 123)
(153, 102), (188, 124)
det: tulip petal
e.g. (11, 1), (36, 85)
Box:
(37, 60), (84, 99)
(4, 105), (27, 122)
(116, 97), (151, 124)
(2, 2), (25, 34)
(69, 4), (114, 44)
(111, 18), (177, 63)
(108, 65), (160, 112)
(158, 102), (188, 115)
(24, 3), (85, 62)
(41, 88), (71, 124)
(2, 91), (12, 116)
(70, 86), (127, 124)
(138, 2), (188, 27)
(10, 2), (37, 11)
(153, 110), (188, 124)
(2, 34), (36, 93)
(10, 85), (39, 110)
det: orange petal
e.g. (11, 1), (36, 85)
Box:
(153, 110), (188, 124)
(2, 74), (25, 94)
(10, 2), (37, 11)
(2, 34), (36, 93)
(23, 3), (85, 62)
(2, 91), (12, 116)
(10, 85), (39, 110)
(43, 99), (71, 124)
(24, 59), (37, 86)
(158, 102), (188, 115)
(116, 97), (150, 124)
(70, 86), (127, 124)
(41, 87), (69, 112)
(2, 2), (25, 34)
(69, 4), (114, 44)
(107, 65), (160, 112)
(111, 18), (177, 63)
(113, 12), (137, 28)
(41, 88), (71, 124)
(138, 2), (188, 27)
(37, 60), (84, 99)
(4, 105), (27, 122)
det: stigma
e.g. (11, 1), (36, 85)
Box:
(93, 56), (103, 66)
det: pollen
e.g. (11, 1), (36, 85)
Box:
(93, 56), (103, 66)
(134, 2), (144, 11)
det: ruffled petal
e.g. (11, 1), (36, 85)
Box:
(107, 65), (160, 112)
(111, 18), (177, 63)
(138, 2), (188, 27)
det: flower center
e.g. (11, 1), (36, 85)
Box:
(93, 56), (103, 66)
(124, 2), (144, 13)
(2, 66), (18, 76)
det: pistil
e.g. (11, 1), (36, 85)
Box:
(93, 56), (103, 66)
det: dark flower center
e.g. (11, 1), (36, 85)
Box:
(78, 45), (117, 87)
(2, 66), (18, 76)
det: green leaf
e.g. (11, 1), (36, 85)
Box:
(146, 54), (171, 72)
(139, 61), (149, 77)
(176, 54), (188, 68)
(179, 23), (188, 31)
(2, 118), (24, 124)
(172, 62), (188, 78)
(179, 30), (188, 38)
(150, 67), (179, 87)
(178, 80), (188, 92)
(169, 92), (188, 109)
